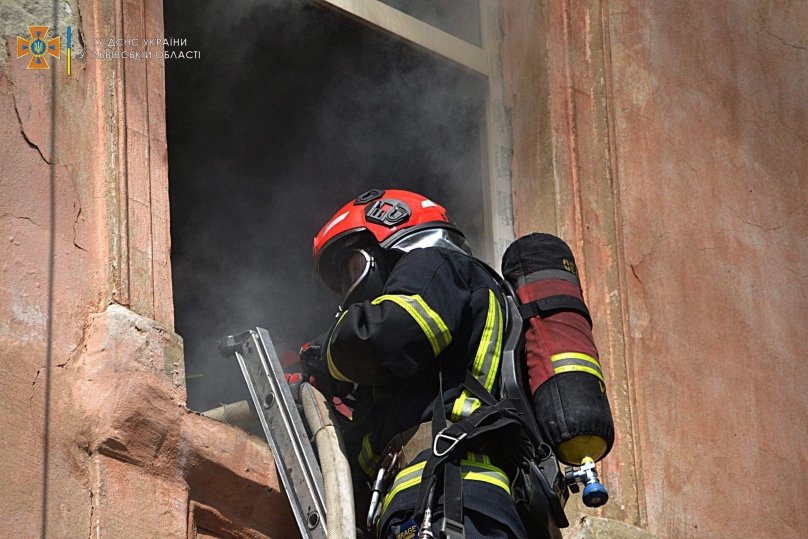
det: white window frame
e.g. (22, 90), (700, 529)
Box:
(316, 0), (514, 266)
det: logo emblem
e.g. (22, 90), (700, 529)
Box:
(365, 199), (411, 227)
(17, 26), (61, 70)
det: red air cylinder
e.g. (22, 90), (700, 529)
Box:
(502, 233), (614, 465)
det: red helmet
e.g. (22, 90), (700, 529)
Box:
(313, 189), (470, 295)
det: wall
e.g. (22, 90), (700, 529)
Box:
(0, 0), (296, 536)
(5, 0), (806, 537)
(1, 0), (104, 533)
(502, 1), (808, 538)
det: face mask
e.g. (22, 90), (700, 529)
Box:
(339, 249), (373, 298)
(336, 248), (385, 312)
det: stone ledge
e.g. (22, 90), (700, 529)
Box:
(74, 304), (297, 537)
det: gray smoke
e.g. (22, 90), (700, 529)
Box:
(164, 1), (486, 411)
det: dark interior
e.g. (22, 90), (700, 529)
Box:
(164, 1), (486, 411)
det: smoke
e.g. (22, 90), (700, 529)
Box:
(379, 0), (482, 46)
(164, 1), (486, 411)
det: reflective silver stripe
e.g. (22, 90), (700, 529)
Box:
(371, 294), (452, 356)
(389, 462), (426, 493)
(516, 269), (580, 288)
(451, 290), (503, 420)
(551, 352), (604, 382)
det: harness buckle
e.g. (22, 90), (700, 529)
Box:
(432, 429), (467, 458)
(438, 516), (465, 538)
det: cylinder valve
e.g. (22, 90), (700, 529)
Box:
(565, 457), (609, 508)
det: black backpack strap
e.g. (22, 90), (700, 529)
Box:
(517, 294), (592, 327)
(415, 388), (535, 507)
(415, 366), (465, 536)
(413, 350), (542, 538)
(461, 370), (498, 407)
(441, 458), (464, 538)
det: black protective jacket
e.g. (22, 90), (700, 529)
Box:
(324, 247), (527, 537)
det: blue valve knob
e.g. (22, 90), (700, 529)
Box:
(582, 481), (609, 507)
(565, 457), (610, 508)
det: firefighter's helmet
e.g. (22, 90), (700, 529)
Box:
(313, 189), (471, 304)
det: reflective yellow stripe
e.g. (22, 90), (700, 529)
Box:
(381, 458), (510, 517)
(464, 452), (491, 465)
(553, 364), (605, 382)
(358, 434), (379, 477)
(462, 470), (510, 493)
(551, 352), (604, 382)
(381, 461), (426, 515)
(461, 458), (502, 474)
(452, 290), (502, 420)
(372, 294), (451, 356)
(484, 296), (504, 390)
(414, 295), (451, 344)
(327, 311), (353, 382)
(551, 352), (601, 367)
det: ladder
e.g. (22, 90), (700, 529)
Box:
(219, 328), (328, 538)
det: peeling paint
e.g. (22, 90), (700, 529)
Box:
(11, 290), (46, 340)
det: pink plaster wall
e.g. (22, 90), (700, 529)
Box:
(608, 1), (807, 537)
(503, 1), (807, 537)
(4, 0), (805, 537)
(0, 1), (296, 536)
(1, 21), (107, 538)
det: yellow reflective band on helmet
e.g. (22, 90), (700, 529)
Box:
(381, 457), (510, 517)
(452, 290), (502, 421)
(550, 352), (604, 382)
(371, 294), (452, 356)
(358, 433), (380, 477)
(327, 311), (354, 382)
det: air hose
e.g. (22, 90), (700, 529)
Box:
(300, 382), (356, 538)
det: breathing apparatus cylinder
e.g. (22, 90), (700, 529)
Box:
(502, 233), (615, 466)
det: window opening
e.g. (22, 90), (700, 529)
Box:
(165, 1), (492, 411)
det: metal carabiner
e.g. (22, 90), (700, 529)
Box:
(366, 452), (400, 529)
(432, 429), (467, 458)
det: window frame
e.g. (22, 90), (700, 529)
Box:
(316, 0), (515, 266)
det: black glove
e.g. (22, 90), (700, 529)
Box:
(299, 333), (352, 397)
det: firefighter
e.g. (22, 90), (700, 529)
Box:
(303, 189), (530, 538)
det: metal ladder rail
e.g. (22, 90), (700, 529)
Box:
(219, 328), (328, 538)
